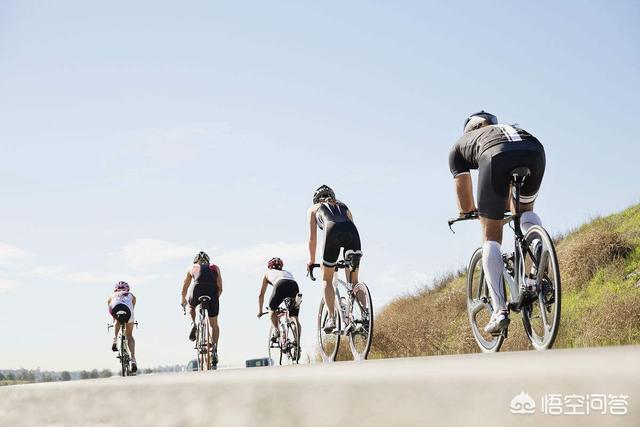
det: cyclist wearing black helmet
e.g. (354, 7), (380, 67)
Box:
(181, 251), (223, 360)
(307, 185), (362, 333)
(257, 257), (302, 342)
(449, 111), (546, 334)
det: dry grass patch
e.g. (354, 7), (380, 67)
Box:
(557, 225), (632, 290)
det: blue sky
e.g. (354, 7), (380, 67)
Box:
(0, 1), (638, 370)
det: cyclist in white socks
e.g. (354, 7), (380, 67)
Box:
(449, 111), (546, 334)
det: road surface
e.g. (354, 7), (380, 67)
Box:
(1, 345), (638, 426)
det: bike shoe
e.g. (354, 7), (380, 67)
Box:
(111, 340), (118, 352)
(484, 310), (510, 335)
(323, 316), (337, 334)
(188, 324), (197, 342)
(131, 360), (138, 373)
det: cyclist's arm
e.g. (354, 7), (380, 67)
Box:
(257, 274), (269, 317)
(181, 270), (192, 304)
(449, 145), (476, 214)
(107, 296), (111, 306)
(215, 265), (223, 297)
(307, 206), (317, 267)
(132, 294), (137, 307)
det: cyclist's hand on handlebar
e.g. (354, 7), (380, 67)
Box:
(458, 209), (478, 219)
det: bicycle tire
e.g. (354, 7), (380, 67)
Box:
(285, 320), (300, 365)
(267, 323), (282, 365)
(521, 225), (561, 350)
(466, 248), (505, 352)
(317, 298), (341, 362)
(348, 282), (373, 360)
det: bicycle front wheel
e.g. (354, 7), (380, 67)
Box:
(348, 282), (373, 361)
(521, 225), (561, 350)
(467, 248), (505, 352)
(317, 298), (340, 362)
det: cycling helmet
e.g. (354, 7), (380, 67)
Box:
(463, 110), (498, 133)
(268, 257), (284, 270)
(313, 185), (336, 204)
(193, 251), (210, 264)
(114, 281), (130, 293)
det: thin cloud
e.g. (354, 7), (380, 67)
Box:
(0, 278), (18, 293)
(120, 238), (206, 270)
(0, 242), (28, 266)
(214, 241), (307, 272)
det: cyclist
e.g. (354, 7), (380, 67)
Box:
(181, 251), (222, 364)
(107, 281), (137, 373)
(449, 111), (545, 334)
(307, 185), (362, 333)
(257, 257), (302, 342)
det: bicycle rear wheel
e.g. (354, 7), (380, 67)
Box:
(521, 225), (561, 350)
(267, 324), (284, 365)
(467, 248), (505, 352)
(120, 334), (129, 377)
(285, 320), (300, 365)
(348, 282), (373, 360)
(197, 314), (212, 371)
(317, 298), (340, 362)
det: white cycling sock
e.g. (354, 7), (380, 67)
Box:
(482, 241), (507, 312)
(521, 211), (542, 234)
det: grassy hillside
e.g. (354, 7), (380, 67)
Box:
(368, 204), (640, 358)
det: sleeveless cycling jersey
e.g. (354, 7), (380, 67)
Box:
(110, 292), (134, 312)
(192, 263), (217, 287)
(315, 202), (351, 230)
(266, 269), (295, 286)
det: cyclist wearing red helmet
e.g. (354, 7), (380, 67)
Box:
(107, 281), (137, 372)
(257, 257), (302, 342)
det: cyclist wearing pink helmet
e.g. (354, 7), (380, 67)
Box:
(107, 281), (137, 372)
(257, 257), (302, 342)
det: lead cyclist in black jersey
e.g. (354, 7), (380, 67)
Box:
(449, 111), (546, 334)
(307, 185), (362, 333)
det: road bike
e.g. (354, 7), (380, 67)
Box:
(309, 250), (373, 362)
(448, 166), (561, 352)
(259, 294), (302, 365)
(184, 296), (218, 371)
(107, 311), (138, 377)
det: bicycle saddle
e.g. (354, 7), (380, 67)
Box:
(510, 167), (531, 179)
(198, 296), (211, 302)
(345, 250), (363, 270)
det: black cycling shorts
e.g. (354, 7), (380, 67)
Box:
(268, 279), (300, 317)
(188, 284), (220, 317)
(322, 221), (361, 267)
(477, 141), (545, 220)
(110, 304), (131, 324)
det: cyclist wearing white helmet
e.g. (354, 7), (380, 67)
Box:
(107, 281), (137, 372)
(181, 251), (222, 362)
(257, 257), (302, 342)
(307, 185), (362, 333)
(449, 111), (546, 334)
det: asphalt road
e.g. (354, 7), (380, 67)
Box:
(1, 345), (638, 427)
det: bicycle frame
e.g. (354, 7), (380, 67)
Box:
(449, 174), (539, 312)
